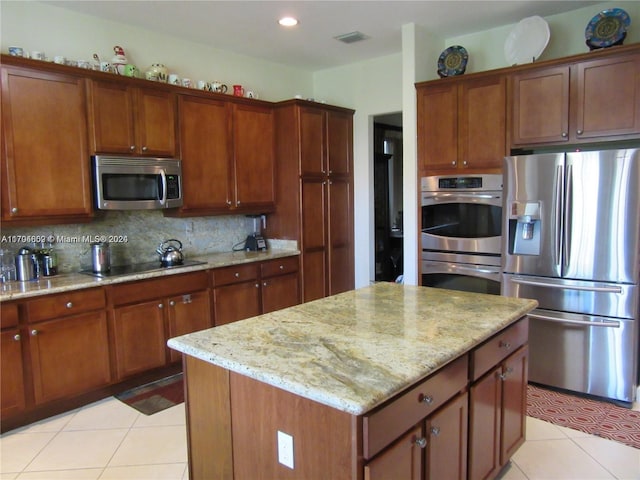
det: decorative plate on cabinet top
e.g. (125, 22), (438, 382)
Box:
(504, 15), (550, 65)
(437, 45), (468, 78)
(585, 8), (630, 50)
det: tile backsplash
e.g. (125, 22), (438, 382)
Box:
(1, 211), (293, 273)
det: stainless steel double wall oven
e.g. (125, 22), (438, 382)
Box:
(421, 174), (503, 295)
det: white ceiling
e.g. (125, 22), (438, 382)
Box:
(47, 1), (600, 71)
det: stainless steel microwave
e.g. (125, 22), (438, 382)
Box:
(92, 156), (183, 210)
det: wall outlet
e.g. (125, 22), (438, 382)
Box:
(277, 430), (294, 469)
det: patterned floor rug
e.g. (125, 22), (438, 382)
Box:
(527, 383), (640, 450)
(115, 373), (184, 415)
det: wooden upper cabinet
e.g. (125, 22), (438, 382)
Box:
(300, 107), (325, 175)
(511, 65), (571, 146)
(511, 52), (640, 146)
(299, 106), (353, 177)
(417, 73), (506, 176)
(174, 94), (233, 215)
(1, 66), (93, 224)
(87, 79), (178, 156)
(232, 102), (276, 212)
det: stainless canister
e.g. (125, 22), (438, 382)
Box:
(15, 247), (37, 281)
(91, 242), (111, 273)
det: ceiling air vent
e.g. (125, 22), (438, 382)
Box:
(334, 31), (370, 44)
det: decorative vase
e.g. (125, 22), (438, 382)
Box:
(145, 63), (168, 82)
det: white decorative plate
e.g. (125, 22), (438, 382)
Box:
(504, 15), (550, 65)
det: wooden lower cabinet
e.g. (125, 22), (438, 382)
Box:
(167, 290), (212, 363)
(1, 327), (26, 418)
(469, 346), (528, 480)
(112, 300), (167, 378)
(29, 312), (111, 404)
(365, 392), (468, 480)
(109, 271), (212, 379)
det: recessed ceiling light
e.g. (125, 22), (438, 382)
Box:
(278, 16), (298, 27)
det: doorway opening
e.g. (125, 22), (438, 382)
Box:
(373, 113), (403, 282)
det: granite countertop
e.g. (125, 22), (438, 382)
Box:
(0, 249), (299, 301)
(168, 282), (538, 415)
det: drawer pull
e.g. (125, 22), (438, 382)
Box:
(31, 329), (38, 336)
(421, 394), (434, 405)
(430, 426), (440, 437)
(415, 437), (427, 448)
(234, 272), (240, 278)
(499, 340), (511, 350)
(13, 334), (21, 341)
(279, 265), (284, 270)
(66, 302), (73, 309)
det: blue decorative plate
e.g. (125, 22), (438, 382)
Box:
(437, 45), (468, 78)
(585, 8), (630, 49)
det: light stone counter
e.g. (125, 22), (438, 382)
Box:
(168, 282), (538, 415)
(0, 249), (299, 301)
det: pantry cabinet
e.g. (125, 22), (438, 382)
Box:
(1, 64), (94, 225)
(270, 101), (354, 302)
(108, 271), (211, 379)
(417, 73), (506, 176)
(511, 51), (640, 147)
(87, 79), (178, 156)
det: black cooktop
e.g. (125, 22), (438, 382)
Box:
(80, 259), (207, 278)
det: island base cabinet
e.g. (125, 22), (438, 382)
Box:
(469, 346), (528, 480)
(364, 425), (423, 480)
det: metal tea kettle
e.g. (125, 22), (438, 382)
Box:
(156, 239), (184, 267)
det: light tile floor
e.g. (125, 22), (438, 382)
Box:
(1, 396), (639, 480)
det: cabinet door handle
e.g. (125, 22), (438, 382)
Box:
(30, 329), (38, 336)
(169, 300), (176, 306)
(463, 160), (467, 166)
(421, 394), (434, 405)
(451, 160), (456, 166)
(130, 145), (135, 151)
(11, 207), (18, 214)
(263, 282), (268, 286)
(158, 303), (164, 309)
(279, 265), (284, 270)
(561, 132), (568, 138)
(499, 367), (514, 381)
(13, 334), (21, 341)
(234, 272), (240, 278)
(430, 426), (440, 436)
(142, 146), (148, 152)
(255, 283), (260, 288)
(66, 302), (73, 309)
(576, 129), (583, 135)
(415, 437), (427, 448)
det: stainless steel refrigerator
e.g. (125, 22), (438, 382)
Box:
(502, 148), (640, 404)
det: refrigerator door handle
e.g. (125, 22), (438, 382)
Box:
(528, 312), (620, 328)
(511, 277), (623, 293)
(564, 163), (573, 269)
(554, 164), (564, 267)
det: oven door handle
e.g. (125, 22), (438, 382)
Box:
(423, 193), (501, 201)
(511, 277), (622, 294)
(423, 261), (501, 281)
(528, 311), (620, 328)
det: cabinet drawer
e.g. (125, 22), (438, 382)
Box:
(471, 317), (528, 381)
(26, 288), (105, 323)
(109, 271), (209, 306)
(212, 264), (259, 286)
(260, 256), (299, 278)
(1, 302), (19, 329)
(363, 353), (468, 460)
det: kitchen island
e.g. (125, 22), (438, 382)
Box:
(168, 283), (537, 480)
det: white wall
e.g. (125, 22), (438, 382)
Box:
(0, 1), (313, 101)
